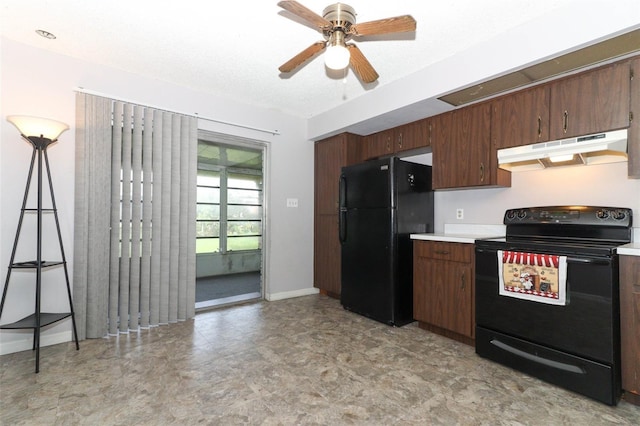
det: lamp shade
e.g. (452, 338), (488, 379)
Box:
(7, 115), (69, 140)
(325, 44), (350, 70)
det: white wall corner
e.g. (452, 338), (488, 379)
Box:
(265, 287), (319, 302)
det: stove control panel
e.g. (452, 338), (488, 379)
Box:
(503, 206), (632, 227)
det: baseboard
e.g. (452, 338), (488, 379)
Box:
(265, 287), (319, 301)
(0, 330), (73, 356)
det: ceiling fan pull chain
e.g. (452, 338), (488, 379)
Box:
(342, 68), (348, 99)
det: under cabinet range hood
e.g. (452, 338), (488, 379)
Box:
(498, 129), (628, 171)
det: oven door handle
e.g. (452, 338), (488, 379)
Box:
(490, 339), (586, 374)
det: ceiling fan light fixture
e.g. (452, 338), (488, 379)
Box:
(324, 30), (350, 70)
(325, 43), (350, 70)
(277, 1), (416, 82)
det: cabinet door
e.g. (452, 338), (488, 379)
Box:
(629, 57), (640, 178)
(620, 255), (640, 397)
(492, 85), (551, 149)
(414, 257), (473, 337)
(315, 134), (362, 215)
(549, 61), (631, 139)
(363, 128), (394, 160)
(315, 137), (345, 215)
(314, 214), (341, 294)
(413, 241), (474, 338)
(396, 118), (430, 153)
(314, 133), (362, 295)
(432, 103), (492, 189)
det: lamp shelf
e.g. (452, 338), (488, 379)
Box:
(11, 260), (65, 269)
(0, 312), (72, 330)
(23, 208), (55, 212)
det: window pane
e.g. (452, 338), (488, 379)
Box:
(197, 170), (220, 187)
(227, 236), (261, 251)
(197, 187), (220, 203)
(227, 205), (262, 220)
(227, 221), (261, 236)
(196, 221), (220, 238)
(228, 188), (260, 205)
(196, 238), (220, 253)
(197, 204), (220, 220)
(228, 173), (262, 190)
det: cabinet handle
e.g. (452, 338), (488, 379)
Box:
(386, 136), (391, 152)
(563, 110), (569, 134)
(398, 132), (403, 149)
(537, 116), (542, 138)
(428, 123), (432, 144)
(479, 162), (485, 182)
(461, 271), (466, 290)
(434, 250), (449, 255)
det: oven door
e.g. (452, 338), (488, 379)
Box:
(474, 245), (621, 405)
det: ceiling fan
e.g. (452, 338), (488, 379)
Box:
(277, 1), (417, 83)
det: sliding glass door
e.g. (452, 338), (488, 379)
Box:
(195, 133), (266, 309)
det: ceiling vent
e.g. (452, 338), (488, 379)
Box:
(439, 28), (640, 107)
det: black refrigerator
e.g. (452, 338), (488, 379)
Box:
(339, 157), (434, 326)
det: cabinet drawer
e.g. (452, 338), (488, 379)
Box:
(414, 240), (472, 262)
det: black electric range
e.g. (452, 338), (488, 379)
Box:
(474, 206), (632, 405)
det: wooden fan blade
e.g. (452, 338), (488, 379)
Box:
(347, 44), (379, 84)
(279, 41), (326, 73)
(277, 1), (332, 30)
(351, 15), (416, 36)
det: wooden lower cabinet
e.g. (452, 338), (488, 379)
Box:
(413, 240), (475, 345)
(629, 57), (640, 178)
(314, 214), (341, 297)
(620, 255), (640, 405)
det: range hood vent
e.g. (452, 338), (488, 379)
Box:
(498, 129), (628, 171)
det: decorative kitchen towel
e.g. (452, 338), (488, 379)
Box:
(497, 250), (567, 306)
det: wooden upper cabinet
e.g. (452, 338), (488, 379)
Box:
(363, 118), (431, 160)
(364, 128), (395, 159)
(549, 61), (631, 140)
(315, 133), (362, 215)
(432, 102), (508, 189)
(397, 118), (431, 152)
(492, 85), (551, 149)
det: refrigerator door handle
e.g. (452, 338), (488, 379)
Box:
(339, 174), (346, 211)
(339, 174), (347, 243)
(339, 210), (347, 243)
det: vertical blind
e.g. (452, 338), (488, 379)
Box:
(74, 93), (197, 339)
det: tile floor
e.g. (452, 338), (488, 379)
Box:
(1, 294), (640, 425)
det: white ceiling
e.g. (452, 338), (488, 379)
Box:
(1, 0), (638, 135)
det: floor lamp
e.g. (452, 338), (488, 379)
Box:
(0, 115), (79, 373)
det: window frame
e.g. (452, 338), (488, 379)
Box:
(196, 164), (263, 254)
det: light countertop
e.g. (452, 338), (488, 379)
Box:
(617, 243), (640, 257)
(617, 228), (640, 257)
(412, 225), (640, 255)
(410, 224), (505, 244)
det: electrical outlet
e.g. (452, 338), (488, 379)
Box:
(456, 208), (464, 220)
(286, 198), (299, 208)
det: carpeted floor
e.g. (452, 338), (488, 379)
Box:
(196, 272), (261, 302)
